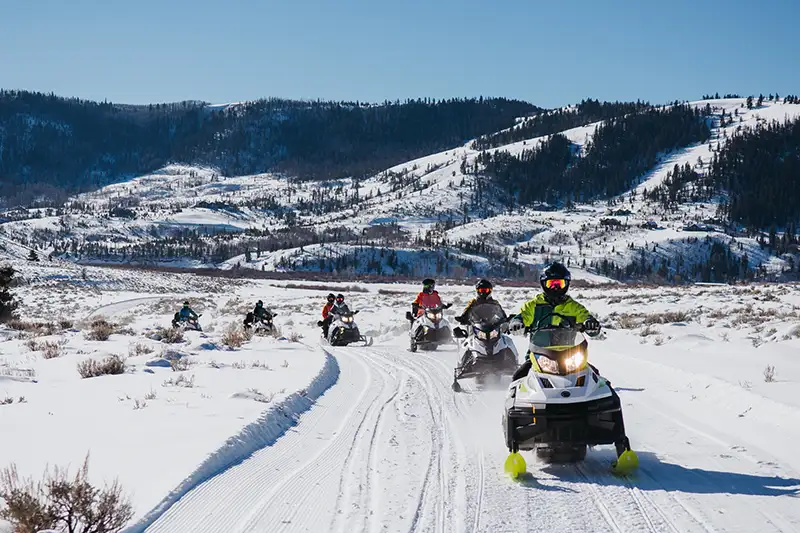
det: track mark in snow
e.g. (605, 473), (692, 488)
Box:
(574, 464), (626, 533)
(471, 449), (485, 533)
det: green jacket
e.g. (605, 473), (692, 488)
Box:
(519, 294), (591, 329)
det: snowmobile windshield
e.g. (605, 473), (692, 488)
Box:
(530, 329), (585, 350)
(467, 302), (507, 330)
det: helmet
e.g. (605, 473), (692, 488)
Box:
(183, 301), (189, 307)
(335, 293), (345, 305)
(540, 262), (571, 303)
(327, 293), (335, 303)
(422, 278), (436, 294)
(475, 279), (493, 299)
(256, 300), (263, 307)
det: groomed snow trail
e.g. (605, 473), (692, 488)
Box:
(143, 338), (800, 533)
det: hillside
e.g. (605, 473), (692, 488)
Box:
(0, 91), (538, 206)
(2, 96), (800, 283)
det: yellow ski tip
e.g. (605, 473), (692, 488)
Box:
(611, 449), (639, 476)
(504, 452), (527, 479)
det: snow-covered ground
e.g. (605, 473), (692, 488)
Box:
(1, 262), (799, 532)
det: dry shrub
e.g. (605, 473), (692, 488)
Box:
(8, 320), (61, 337)
(41, 340), (66, 360)
(162, 374), (195, 388)
(0, 455), (133, 533)
(287, 331), (302, 343)
(642, 310), (691, 325)
(153, 327), (184, 344)
(764, 365), (776, 383)
(26, 338), (67, 359)
(58, 319), (74, 330)
(77, 355), (126, 379)
(640, 325), (660, 337)
(170, 357), (192, 372)
(222, 323), (248, 348)
(86, 318), (116, 341)
(128, 343), (154, 357)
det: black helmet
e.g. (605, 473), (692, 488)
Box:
(256, 300), (263, 307)
(540, 262), (571, 303)
(183, 301), (190, 307)
(422, 278), (436, 294)
(335, 293), (345, 304)
(475, 279), (493, 298)
(327, 293), (335, 303)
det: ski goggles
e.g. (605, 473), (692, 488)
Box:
(336, 297), (345, 303)
(544, 278), (567, 290)
(476, 287), (492, 294)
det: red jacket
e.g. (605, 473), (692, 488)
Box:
(322, 303), (334, 319)
(413, 290), (442, 315)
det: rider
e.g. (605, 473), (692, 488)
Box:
(509, 262), (601, 380)
(410, 278), (444, 323)
(244, 300), (272, 329)
(173, 300), (199, 328)
(330, 293), (350, 316)
(319, 293), (336, 338)
(455, 279), (498, 325)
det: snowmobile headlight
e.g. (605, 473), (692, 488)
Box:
(489, 329), (499, 339)
(474, 327), (487, 340)
(563, 351), (586, 373)
(343, 316), (353, 323)
(426, 311), (442, 321)
(534, 354), (559, 374)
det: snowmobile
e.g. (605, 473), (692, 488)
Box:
(406, 304), (454, 352)
(451, 301), (519, 392)
(173, 313), (202, 332)
(245, 312), (278, 336)
(327, 310), (373, 347)
(502, 312), (638, 479)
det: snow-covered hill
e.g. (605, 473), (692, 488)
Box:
(2, 98), (800, 282)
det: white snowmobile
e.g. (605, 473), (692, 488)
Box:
(406, 304), (454, 352)
(502, 312), (638, 479)
(451, 301), (519, 392)
(327, 310), (373, 347)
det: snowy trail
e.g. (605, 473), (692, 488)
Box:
(142, 337), (800, 533)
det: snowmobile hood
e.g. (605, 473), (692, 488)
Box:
(509, 367), (613, 406)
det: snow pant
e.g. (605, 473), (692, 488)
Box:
(321, 316), (332, 338)
(243, 312), (254, 328)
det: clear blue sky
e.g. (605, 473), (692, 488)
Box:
(1, 0), (797, 109)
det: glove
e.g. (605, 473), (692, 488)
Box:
(583, 316), (601, 336)
(455, 315), (468, 325)
(444, 303), (453, 309)
(508, 316), (525, 333)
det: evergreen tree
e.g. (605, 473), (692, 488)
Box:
(0, 266), (18, 323)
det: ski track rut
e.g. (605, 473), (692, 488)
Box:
(143, 338), (800, 533)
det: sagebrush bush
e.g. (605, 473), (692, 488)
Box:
(222, 323), (247, 348)
(0, 456), (133, 533)
(77, 355), (126, 378)
(86, 318), (116, 341)
(153, 327), (184, 344)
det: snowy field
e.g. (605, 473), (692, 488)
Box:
(1, 263), (799, 532)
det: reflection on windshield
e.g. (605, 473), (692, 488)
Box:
(467, 302), (507, 326)
(531, 329), (585, 349)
